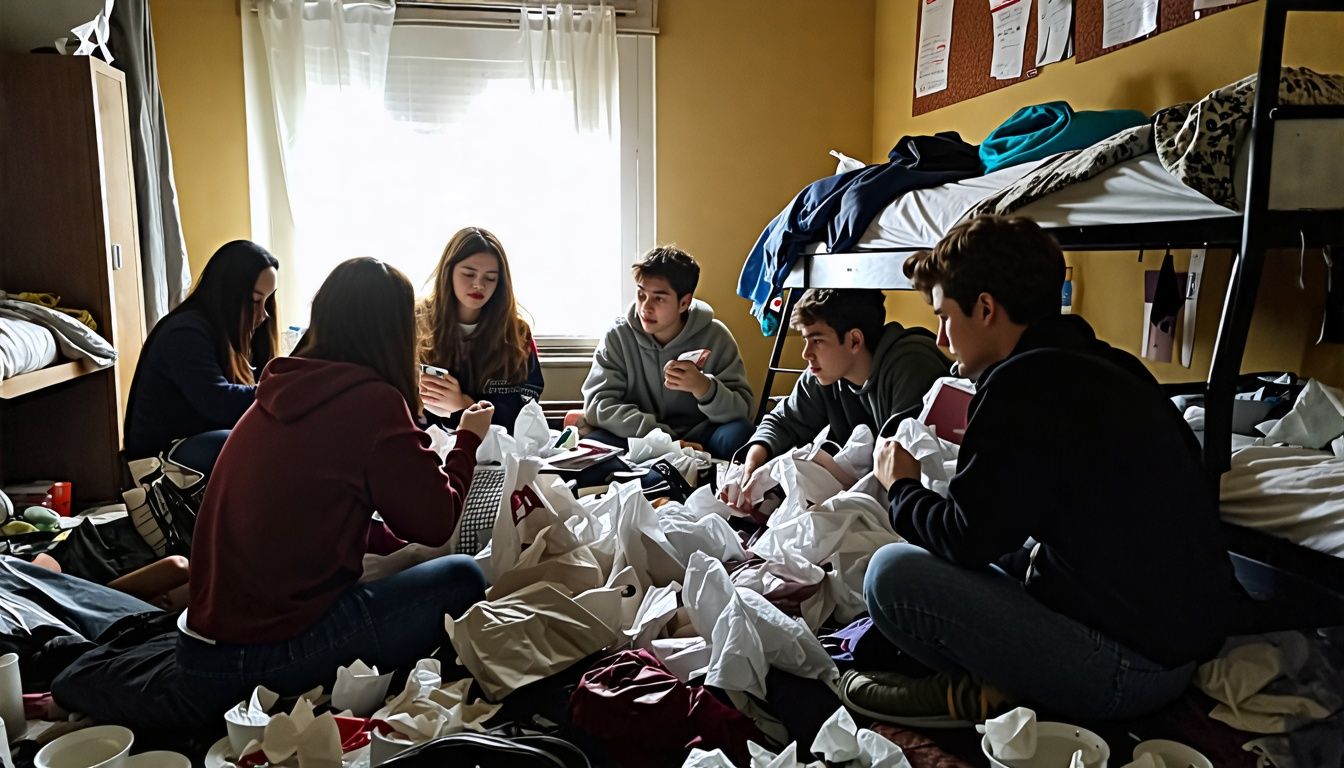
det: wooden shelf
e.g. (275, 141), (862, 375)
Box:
(0, 360), (106, 400)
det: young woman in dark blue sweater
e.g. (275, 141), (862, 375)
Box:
(416, 227), (543, 433)
(123, 240), (279, 474)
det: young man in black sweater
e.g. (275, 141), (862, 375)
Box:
(847, 216), (1239, 725)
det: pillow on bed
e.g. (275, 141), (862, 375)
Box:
(0, 316), (59, 379)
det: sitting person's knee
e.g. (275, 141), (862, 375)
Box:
(864, 543), (933, 601)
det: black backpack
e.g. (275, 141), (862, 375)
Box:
(381, 732), (591, 768)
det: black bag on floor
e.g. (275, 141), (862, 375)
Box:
(381, 732), (591, 768)
(123, 446), (206, 558)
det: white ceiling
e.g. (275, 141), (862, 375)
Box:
(0, 0), (107, 55)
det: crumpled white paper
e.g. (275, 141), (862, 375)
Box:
(331, 660), (393, 718)
(1262, 379), (1344, 450)
(514, 400), (560, 458)
(260, 697), (342, 768)
(226, 686), (279, 728)
(812, 707), (911, 768)
(976, 706), (1038, 760)
(628, 427), (679, 463)
(1069, 748), (1087, 768)
(682, 551), (839, 698)
(651, 636), (711, 682)
(889, 418), (959, 497)
(627, 582), (684, 648)
(71, 0), (115, 62)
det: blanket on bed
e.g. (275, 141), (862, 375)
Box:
(1154, 67), (1344, 209)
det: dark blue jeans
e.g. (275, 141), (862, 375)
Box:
(177, 555), (485, 716)
(169, 429), (231, 478)
(587, 418), (755, 460)
(863, 543), (1195, 720)
(54, 555), (485, 729)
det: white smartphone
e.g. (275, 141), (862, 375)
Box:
(419, 364), (450, 379)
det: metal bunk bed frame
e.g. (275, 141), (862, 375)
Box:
(753, 0), (1344, 620)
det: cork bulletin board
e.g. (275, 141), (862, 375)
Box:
(912, 0), (1251, 115)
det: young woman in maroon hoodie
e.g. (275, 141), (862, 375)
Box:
(166, 257), (494, 722)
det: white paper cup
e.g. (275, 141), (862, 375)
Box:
(982, 721), (1110, 768)
(0, 653), (25, 741)
(1134, 739), (1213, 768)
(0, 718), (14, 768)
(224, 715), (267, 760)
(125, 752), (191, 768)
(369, 730), (416, 767)
(35, 725), (134, 768)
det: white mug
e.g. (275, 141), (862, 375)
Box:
(0, 653), (24, 742)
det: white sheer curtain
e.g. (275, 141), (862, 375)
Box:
(522, 4), (620, 137)
(246, 2), (625, 338)
(253, 0), (396, 322)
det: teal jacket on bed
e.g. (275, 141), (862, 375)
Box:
(980, 101), (1148, 173)
(582, 300), (753, 444)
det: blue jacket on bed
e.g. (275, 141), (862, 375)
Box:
(738, 132), (982, 335)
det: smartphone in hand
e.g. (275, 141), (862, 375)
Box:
(419, 364), (450, 379)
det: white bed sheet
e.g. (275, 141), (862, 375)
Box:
(1220, 446), (1344, 558)
(848, 153), (1237, 251)
(0, 316), (58, 379)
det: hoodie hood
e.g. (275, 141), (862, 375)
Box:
(624, 298), (716, 351)
(256, 357), (390, 423)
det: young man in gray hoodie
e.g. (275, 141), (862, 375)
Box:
(724, 288), (949, 514)
(581, 247), (755, 459)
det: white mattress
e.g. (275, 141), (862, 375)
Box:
(804, 121), (1342, 253)
(1221, 446), (1344, 558)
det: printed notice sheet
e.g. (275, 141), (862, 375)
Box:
(916, 0), (955, 97)
(1035, 0), (1074, 66)
(1102, 0), (1158, 48)
(990, 0), (1030, 79)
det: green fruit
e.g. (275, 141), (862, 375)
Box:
(2, 520), (39, 536)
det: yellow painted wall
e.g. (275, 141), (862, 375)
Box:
(872, 0), (1343, 385)
(152, 0), (875, 399)
(655, 0), (876, 393)
(151, 0), (251, 280)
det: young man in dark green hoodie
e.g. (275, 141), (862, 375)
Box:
(581, 246), (755, 459)
(723, 288), (949, 514)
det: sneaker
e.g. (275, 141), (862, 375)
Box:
(839, 669), (1016, 728)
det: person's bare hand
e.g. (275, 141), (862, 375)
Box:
(421, 371), (473, 416)
(457, 400), (495, 439)
(874, 438), (921, 489)
(721, 443), (771, 512)
(663, 360), (711, 398)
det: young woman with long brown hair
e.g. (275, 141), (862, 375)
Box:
(138, 257), (489, 725)
(418, 227), (543, 433)
(123, 240), (280, 474)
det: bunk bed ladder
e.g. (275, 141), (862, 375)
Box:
(754, 287), (805, 424)
(1202, 0), (1342, 487)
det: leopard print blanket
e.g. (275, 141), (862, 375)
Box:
(1154, 66), (1344, 210)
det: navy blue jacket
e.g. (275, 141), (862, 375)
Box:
(123, 310), (256, 459)
(425, 338), (544, 435)
(739, 133), (983, 334)
(887, 315), (1238, 666)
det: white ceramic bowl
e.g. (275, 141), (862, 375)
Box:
(35, 725), (134, 768)
(223, 713), (270, 758)
(1133, 739), (1214, 768)
(982, 721), (1110, 768)
(125, 752), (191, 768)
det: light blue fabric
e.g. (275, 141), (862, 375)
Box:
(979, 101), (1148, 174)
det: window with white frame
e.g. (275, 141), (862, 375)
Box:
(244, 6), (654, 343)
